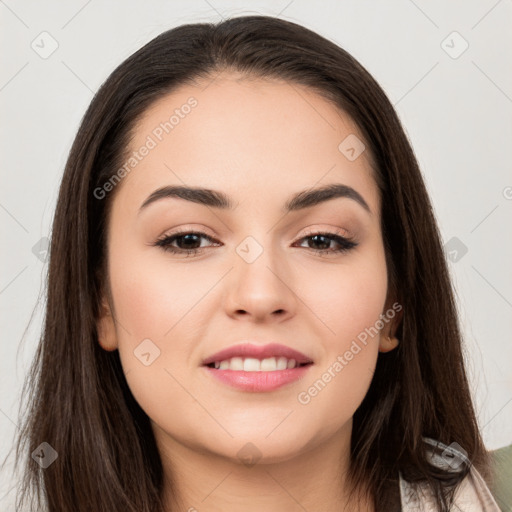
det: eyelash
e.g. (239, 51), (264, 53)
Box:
(153, 228), (358, 258)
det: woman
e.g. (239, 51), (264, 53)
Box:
(12, 15), (501, 511)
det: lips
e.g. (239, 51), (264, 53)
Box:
(201, 342), (314, 367)
(202, 342), (314, 392)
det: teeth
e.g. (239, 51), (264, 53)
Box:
(242, 357), (259, 371)
(212, 356), (300, 371)
(230, 357), (244, 371)
(260, 357), (277, 371)
(277, 357), (288, 370)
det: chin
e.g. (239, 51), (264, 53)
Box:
(203, 427), (320, 466)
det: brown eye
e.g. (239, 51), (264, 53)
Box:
(295, 232), (358, 256)
(154, 231), (220, 256)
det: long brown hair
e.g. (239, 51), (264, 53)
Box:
(9, 15), (489, 511)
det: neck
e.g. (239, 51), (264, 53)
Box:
(154, 422), (374, 512)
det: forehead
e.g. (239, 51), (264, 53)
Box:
(115, 72), (379, 217)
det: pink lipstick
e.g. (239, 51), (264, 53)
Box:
(202, 342), (314, 392)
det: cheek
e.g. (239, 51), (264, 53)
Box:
(108, 244), (213, 343)
(106, 242), (225, 414)
(294, 252), (387, 418)
(302, 250), (388, 351)
(107, 248), (203, 430)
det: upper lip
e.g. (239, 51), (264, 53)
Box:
(202, 342), (314, 366)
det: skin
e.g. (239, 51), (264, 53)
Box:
(97, 71), (401, 512)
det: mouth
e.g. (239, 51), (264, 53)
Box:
(201, 342), (314, 392)
(205, 357), (313, 371)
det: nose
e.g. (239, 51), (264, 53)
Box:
(223, 237), (297, 323)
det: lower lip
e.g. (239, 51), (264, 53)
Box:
(203, 365), (313, 392)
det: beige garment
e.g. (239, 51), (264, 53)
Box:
(399, 439), (502, 511)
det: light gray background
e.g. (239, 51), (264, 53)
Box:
(1, 0), (511, 508)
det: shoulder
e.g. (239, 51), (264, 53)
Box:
(399, 438), (502, 511)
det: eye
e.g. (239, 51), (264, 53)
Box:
(153, 229), (358, 257)
(294, 230), (358, 256)
(154, 229), (220, 257)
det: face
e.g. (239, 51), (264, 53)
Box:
(97, 72), (397, 465)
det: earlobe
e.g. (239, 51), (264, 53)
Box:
(96, 298), (118, 352)
(379, 300), (403, 353)
(378, 334), (399, 353)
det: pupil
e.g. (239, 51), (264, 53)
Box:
(181, 234), (199, 249)
(311, 235), (329, 250)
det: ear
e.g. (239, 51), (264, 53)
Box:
(378, 334), (399, 353)
(378, 302), (403, 353)
(96, 295), (118, 352)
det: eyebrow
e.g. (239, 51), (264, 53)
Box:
(138, 183), (372, 216)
